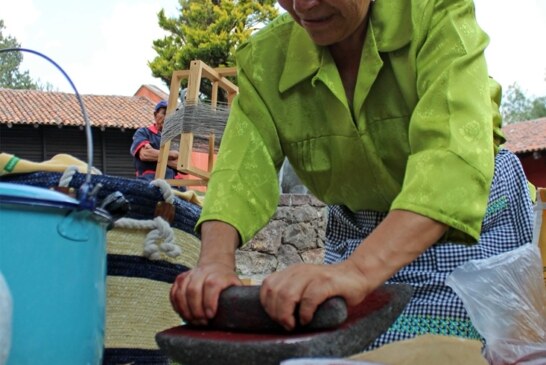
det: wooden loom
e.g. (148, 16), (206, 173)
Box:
(155, 60), (238, 187)
(538, 188), (546, 288)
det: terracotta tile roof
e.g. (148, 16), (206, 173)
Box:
(502, 118), (546, 154)
(4, 87), (542, 154)
(0, 88), (156, 130)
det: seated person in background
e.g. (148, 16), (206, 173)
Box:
(131, 100), (182, 182)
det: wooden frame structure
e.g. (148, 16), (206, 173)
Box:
(156, 60), (238, 187)
(538, 188), (546, 287)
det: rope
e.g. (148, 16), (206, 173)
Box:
(114, 217), (181, 260)
(150, 179), (175, 204)
(58, 166), (181, 260)
(111, 178), (181, 260)
(59, 165), (79, 187)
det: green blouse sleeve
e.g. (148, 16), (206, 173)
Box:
(391, 0), (496, 243)
(195, 61), (284, 245)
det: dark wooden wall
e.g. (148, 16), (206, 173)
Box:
(0, 124), (137, 178)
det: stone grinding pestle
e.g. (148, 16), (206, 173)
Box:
(207, 285), (348, 332)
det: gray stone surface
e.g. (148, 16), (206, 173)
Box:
(235, 251), (277, 276)
(276, 244), (303, 271)
(237, 193), (327, 276)
(156, 284), (414, 365)
(243, 220), (284, 255)
(283, 223), (318, 250)
(275, 206), (320, 223)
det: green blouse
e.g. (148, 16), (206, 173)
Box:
(197, 0), (504, 245)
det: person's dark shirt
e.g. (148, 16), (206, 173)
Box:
(130, 124), (177, 181)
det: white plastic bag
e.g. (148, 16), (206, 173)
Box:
(446, 244), (546, 365)
(0, 273), (12, 365)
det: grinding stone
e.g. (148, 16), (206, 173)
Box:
(209, 285), (348, 332)
(156, 283), (414, 365)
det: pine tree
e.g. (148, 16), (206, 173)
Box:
(0, 20), (39, 90)
(149, 0), (278, 89)
(501, 83), (546, 124)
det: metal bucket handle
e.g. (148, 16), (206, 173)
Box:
(0, 48), (97, 210)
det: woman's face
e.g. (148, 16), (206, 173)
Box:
(278, 0), (371, 46)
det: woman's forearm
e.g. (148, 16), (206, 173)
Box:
(198, 221), (240, 268)
(347, 209), (448, 289)
(170, 220), (242, 323)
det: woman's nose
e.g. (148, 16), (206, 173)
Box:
(293, 0), (320, 13)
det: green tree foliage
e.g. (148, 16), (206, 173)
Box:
(530, 96), (546, 119)
(0, 20), (39, 90)
(149, 0), (278, 90)
(501, 82), (546, 124)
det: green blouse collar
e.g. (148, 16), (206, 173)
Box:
(278, 0), (413, 94)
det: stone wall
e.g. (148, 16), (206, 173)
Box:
(235, 194), (327, 280)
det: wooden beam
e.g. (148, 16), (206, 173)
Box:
(211, 81), (219, 108)
(165, 179), (209, 187)
(155, 140), (171, 180)
(186, 61), (204, 105)
(208, 131), (215, 172)
(177, 133), (194, 170)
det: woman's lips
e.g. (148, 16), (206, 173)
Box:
(300, 14), (334, 28)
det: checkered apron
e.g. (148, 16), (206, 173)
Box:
(324, 149), (534, 349)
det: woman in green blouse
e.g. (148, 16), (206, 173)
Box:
(170, 0), (534, 347)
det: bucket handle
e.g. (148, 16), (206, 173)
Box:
(0, 48), (96, 210)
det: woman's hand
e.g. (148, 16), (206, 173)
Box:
(259, 210), (448, 331)
(170, 220), (241, 325)
(259, 260), (372, 331)
(170, 263), (242, 326)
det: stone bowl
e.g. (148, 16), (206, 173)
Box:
(156, 283), (413, 365)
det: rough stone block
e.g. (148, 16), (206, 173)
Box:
(292, 206), (321, 223)
(290, 194), (313, 206)
(276, 244), (303, 271)
(246, 220), (284, 254)
(283, 223), (318, 250)
(235, 251), (277, 276)
(278, 194), (293, 206)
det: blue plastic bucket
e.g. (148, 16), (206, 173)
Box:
(0, 182), (110, 365)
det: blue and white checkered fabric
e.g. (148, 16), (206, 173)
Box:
(324, 149), (534, 349)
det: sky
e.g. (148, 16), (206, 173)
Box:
(1, 0), (545, 98)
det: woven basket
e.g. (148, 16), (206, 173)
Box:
(104, 228), (200, 365)
(1, 172), (202, 365)
(0, 172), (201, 234)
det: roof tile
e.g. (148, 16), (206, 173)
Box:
(0, 88), (156, 129)
(501, 118), (546, 153)
(2, 88), (544, 154)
